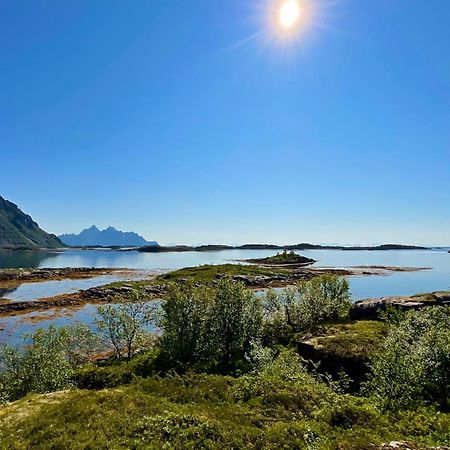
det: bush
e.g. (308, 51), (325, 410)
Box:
(208, 279), (264, 370)
(158, 283), (211, 367)
(74, 348), (161, 389)
(133, 412), (224, 448)
(0, 324), (98, 401)
(1, 367), (450, 448)
(365, 307), (450, 411)
(97, 293), (157, 360)
(160, 279), (263, 372)
(74, 364), (134, 389)
(264, 274), (351, 342)
(329, 399), (378, 429)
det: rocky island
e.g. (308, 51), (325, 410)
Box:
(243, 250), (316, 267)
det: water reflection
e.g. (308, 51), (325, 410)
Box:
(0, 302), (161, 348)
(0, 247), (449, 349)
(0, 274), (145, 302)
(0, 249), (60, 269)
(0, 248), (449, 300)
(0, 286), (18, 299)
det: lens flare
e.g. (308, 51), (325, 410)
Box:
(230, 0), (335, 58)
(279, 0), (301, 28)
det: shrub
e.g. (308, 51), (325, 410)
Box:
(0, 324), (98, 401)
(97, 292), (157, 360)
(207, 279), (264, 370)
(159, 283), (212, 367)
(329, 399), (378, 429)
(160, 279), (263, 372)
(74, 364), (134, 389)
(74, 347), (161, 389)
(264, 274), (351, 341)
(133, 412), (224, 448)
(365, 307), (450, 411)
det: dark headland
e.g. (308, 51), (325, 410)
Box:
(139, 243), (428, 253)
(0, 195), (63, 249)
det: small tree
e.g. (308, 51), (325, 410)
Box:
(208, 279), (263, 369)
(365, 307), (450, 411)
(97, 293), (157, 360)
(264, 275), (351, 342)
(63, 322), (101, 366)
(0, 324), (98, 401)
(160, 279), (263, 371)
(159, 284), (211, 366)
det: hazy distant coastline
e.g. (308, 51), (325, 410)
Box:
(0, 242), (434, 253)
(138, 243), (428, 253)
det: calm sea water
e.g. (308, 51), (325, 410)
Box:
(0, 248), (449, 299)
(0, 248), (449, 347)
(0, 274), (148, 302)
(0, 303), (160, 347)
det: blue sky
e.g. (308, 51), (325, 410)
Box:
(1, 0), (449, 245)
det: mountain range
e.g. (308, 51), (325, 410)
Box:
(59, 225), (158, 247)
(0, 196), (63, 248)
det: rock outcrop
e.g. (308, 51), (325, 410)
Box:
(350, 291), (450, 320)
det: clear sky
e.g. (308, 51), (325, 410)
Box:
(1, 0), (449, 246)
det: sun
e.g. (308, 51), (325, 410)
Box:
(279, 0), (301, 28)
(232, 0), (319, 55)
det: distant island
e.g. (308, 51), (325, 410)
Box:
(0, 195), (62, 249)
(139, 243), (427, 253)
(59, 225), (158, 248)
(244, 250), (316, 266)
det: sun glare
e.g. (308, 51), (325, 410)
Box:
(232, 0), (325, 56)
(279, 0), (301, 28)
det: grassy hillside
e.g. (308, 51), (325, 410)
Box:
(0, 196), (63, 248)
(1, 363), (449, 449)
(1, 277), (450, 449)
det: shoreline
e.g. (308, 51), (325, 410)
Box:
(0, 267), (139, 289)
(351, 290), (450, 320)
(0, 264), (430, 317)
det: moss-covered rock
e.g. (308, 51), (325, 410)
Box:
(297, 321), (388, 389)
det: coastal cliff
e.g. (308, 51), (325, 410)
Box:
(0, 196), (63, 249)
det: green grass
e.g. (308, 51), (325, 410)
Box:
(310, 321), (388, 360)
(160, 264), (289, 282)
(296, 321), (389, 389)
(1, 371), (449, 449)
(109, 264), (291, 291)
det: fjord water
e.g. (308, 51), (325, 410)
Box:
(0, 303), (160, 348)
(0, 248), (449, 347)
(0, 248), (449, 300)
(0, 275), (143, 302)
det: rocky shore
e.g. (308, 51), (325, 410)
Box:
(0, 263), (433, 316)
(0, 267), (132, 285)
(0, 281), (166, 316)
(350, 291), (450, 320)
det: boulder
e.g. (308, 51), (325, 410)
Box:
(350, 291), (450, 320)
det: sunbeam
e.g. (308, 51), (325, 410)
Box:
(231, 0), (344, 58)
